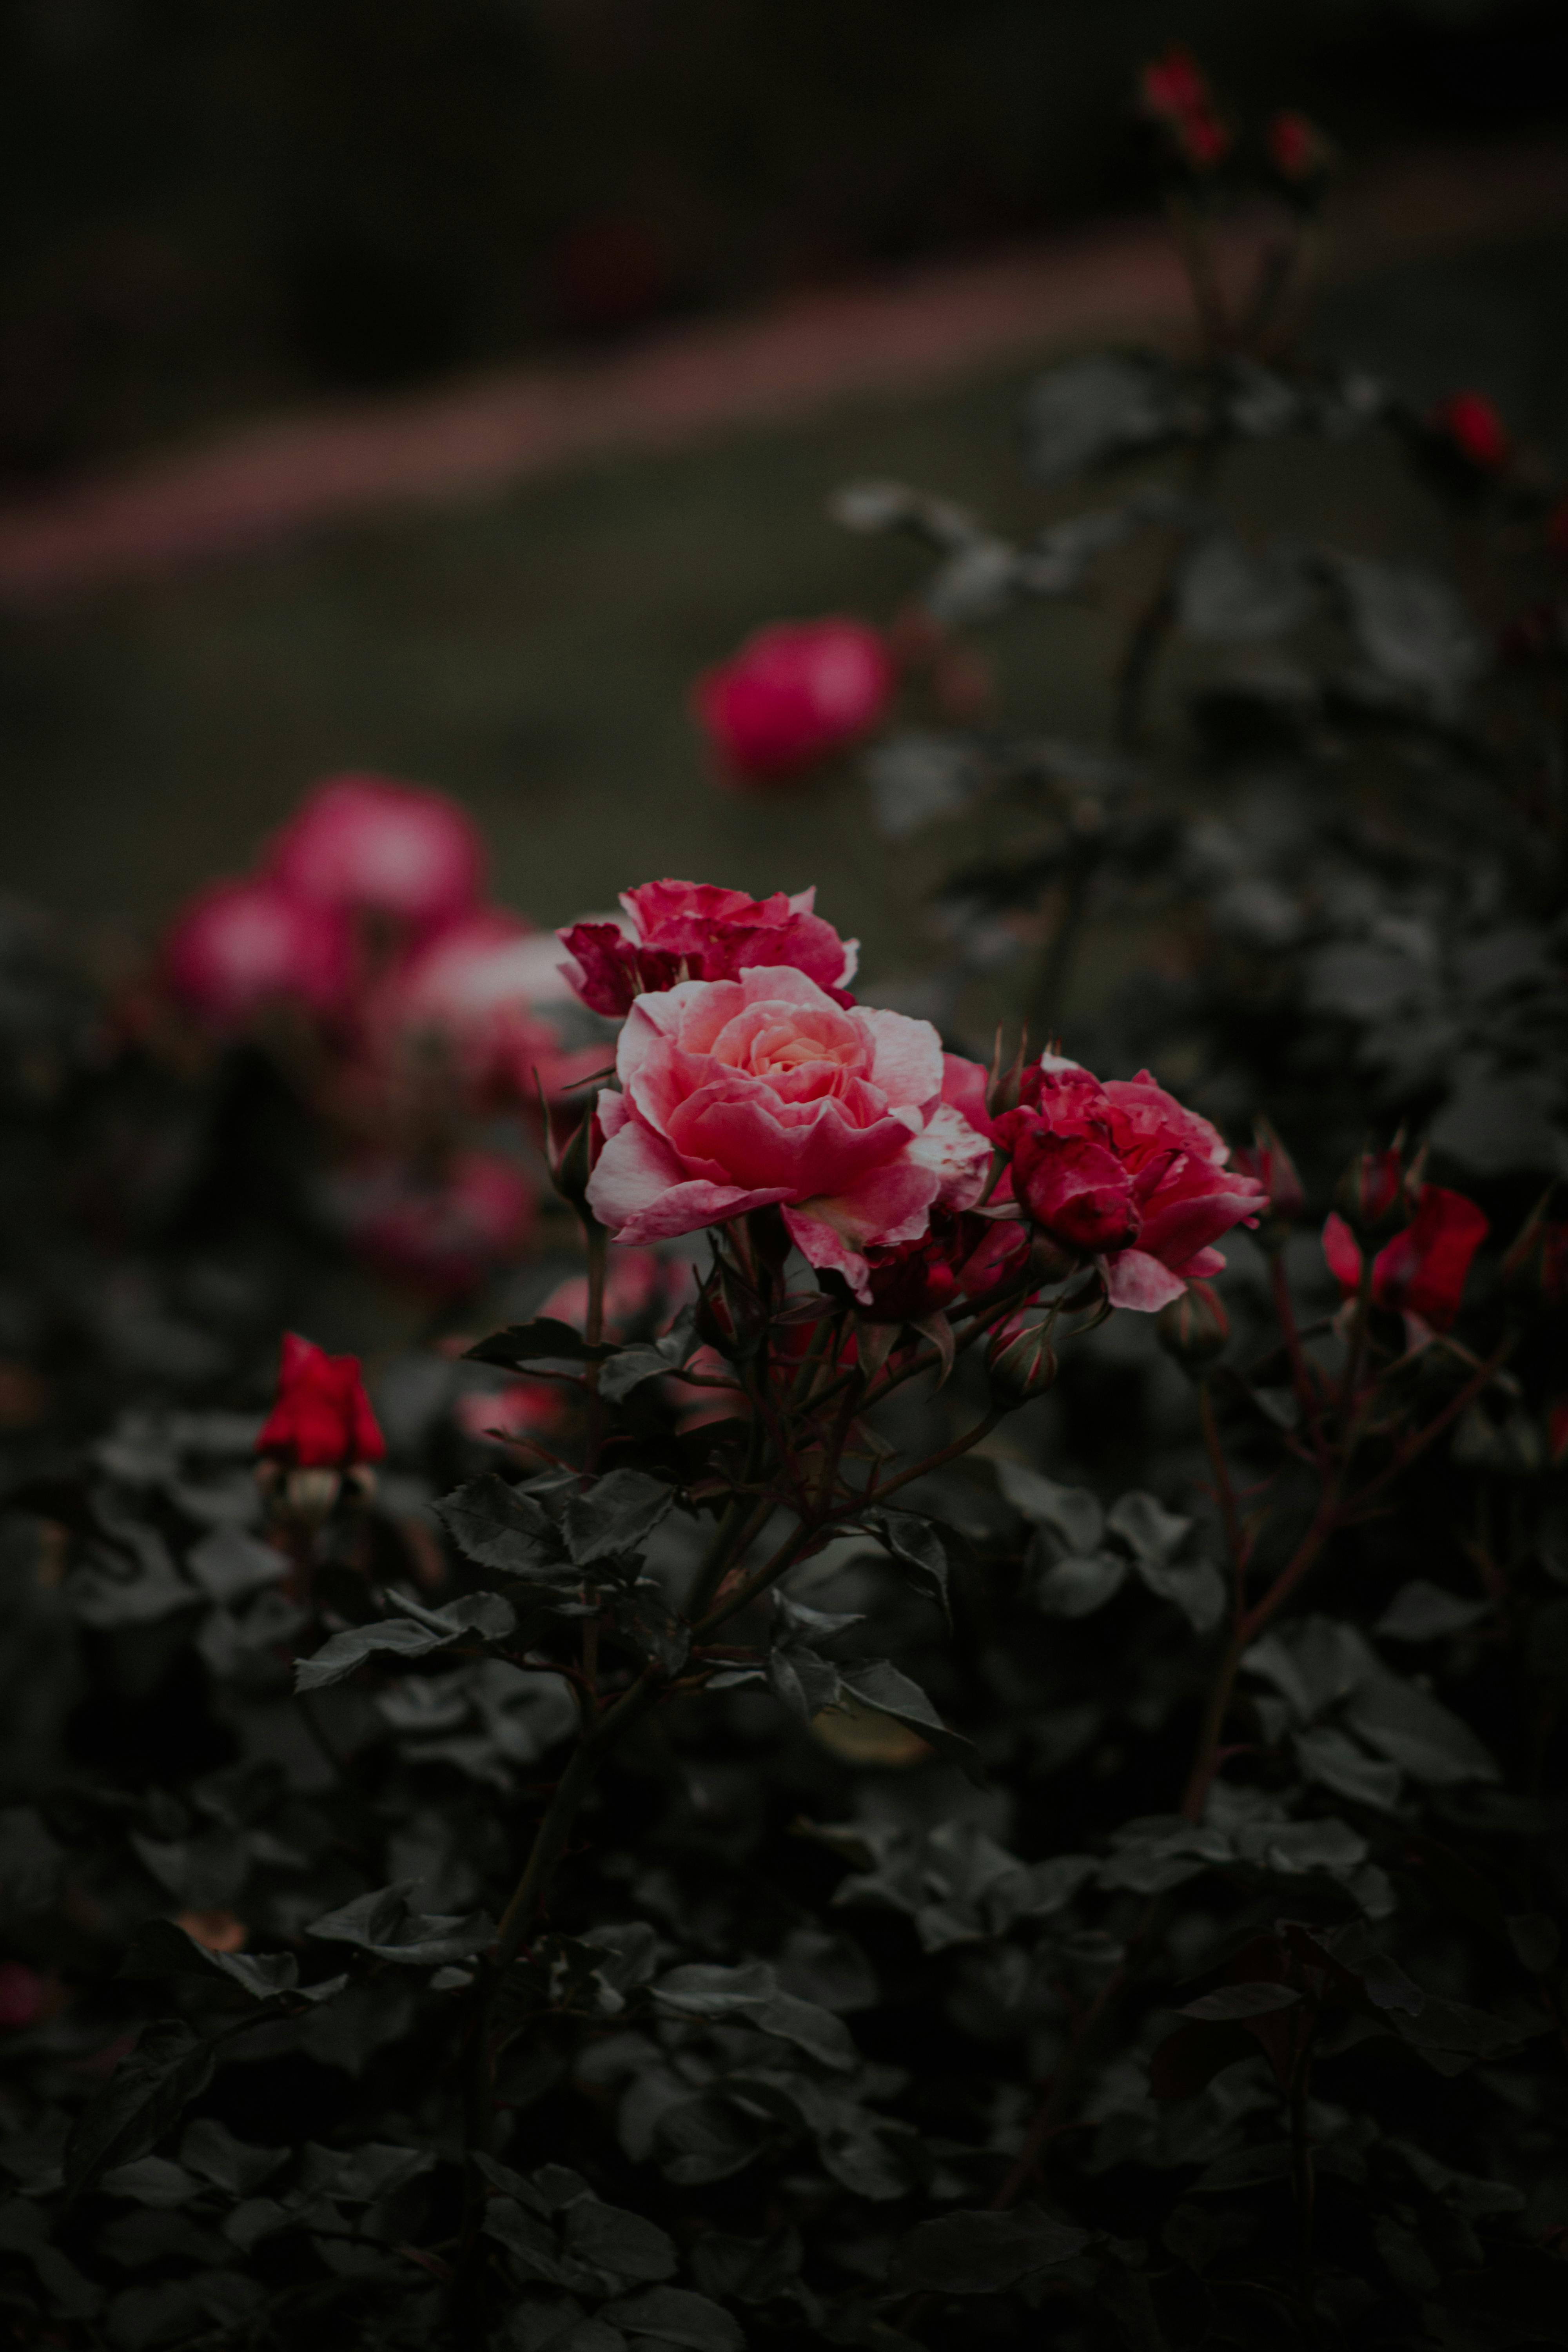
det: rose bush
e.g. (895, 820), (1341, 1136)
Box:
(584, 963), (991, 1297)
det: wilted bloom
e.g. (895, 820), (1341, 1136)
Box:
(857, 1209), (1030, 1326)
(268, 773), (485, 933)
(1322, 1185), (1489, 1333)
(1429, 392), (1512, 475)
(161, 876), (354, 1031)
(585, 969), (990, 1302)
(992, 1059), (1265, 1312)
(1267, 111), (1333, 185)
(1156, 1279), (1230, 1370)
(256, 1333), (386, 1472)
(339, 1150), (535, 1296)
(693, 618), (895, 784)
(561, 879), (858, 1019)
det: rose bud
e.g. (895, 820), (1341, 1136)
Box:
(1428, 392), (1512, 477)
(1267, 111), (1334, 188)
(1234, 1117), (1305, 1249)
(267, 773), (486, 935)
(256, 1332), (386, 1521)
(1137, 46), (1230, 171)
(987, 1318), (1058, 1405)
(1322, 1185), (1489, 1334)
(1156, 1279), (1230, 1371)
(1500, 1198), (1568, 1311)
(1334, 1145), (1407, 1239)
(692, 617), (895, 786)
(549, 1098), (606, 1222)
(160, 876), (354, 1033)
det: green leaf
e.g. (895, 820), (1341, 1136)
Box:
(118, 1917), (337, 2004)
(64, 2024), (217, 2193)
(1131, 1555), (1225, 1635)
(178, 2119), (287, 2197)
(1294, 1726), (1403, 1813)
(305, 1884), (496, 1965)
(294, 1619), (446, 1691)
(1105, 1492), (1191, 1564)
(1177, 1983), (1300, 2023)
(1033, 1552), (1128, 1618)
(835, 1660), (982, 1783)
(562, 2200), (677, 2283)
(465, 1319), (617, 1368)
(864, 1510), (965, 1618)
(890, 2207), (1089, 2292)
(1374, 1581), (1489, 1642)
(436, 1474), (564, 1573)
(1023, 352), (1182, 481)
(564, 1469), (673, 1566)
(651, 1962), (856, 2069)
(599, 2285), (744, 2351)
(1344, 1672), (1500, 1787)
(995, 1461), (1103, 1553)
(98, 2154), (201, 2206)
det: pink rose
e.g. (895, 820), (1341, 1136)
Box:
(560, 879), (858, 1019)
(584, 967), (991, 1301)
(1322, 1185), (1488, 1334)
(993, 1059), (1265, 1312)
(370, 909), (609, 1103)
(692, 618), (895, 784)
(161, 876), (354, 1030)
(268, 774), (485, 932)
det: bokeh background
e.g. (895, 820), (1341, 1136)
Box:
(4, 0), (1568, 980)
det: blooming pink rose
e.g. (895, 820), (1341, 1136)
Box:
(1322, 1185), (1488, 1334)
(560, 879), (858, 1019)
(370, 909), (608, 1103)
(336, 1149), (535, 1295)
(692, 619), (895, 784)
(993, 1059), (1266, 1312)
(268, 774), (485, 931)
(584, 967), (991, 1301)
(161, 876), (354, 1030)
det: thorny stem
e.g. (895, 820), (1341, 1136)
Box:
(1270, 1251), (1327, 1461)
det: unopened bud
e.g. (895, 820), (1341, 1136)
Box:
(1027, 1232), (1080, 1286)
(1334, 1145), (1406, 1240)
(550, 1100), (603, 1220)
(986, 1027), (1029, 1122)
(987, 1319), (1058, 1405)
(1156, 1279), (1230, 1371)
(1501, 1195), (1568, 1312)
(1235, 1116), (1305, 1226)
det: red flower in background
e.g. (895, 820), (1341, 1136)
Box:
(561, 879), (858, 1019)
(693, 619), (895, 784)
(1429, 392), (1512, 475)
(1234, 1118), (1305, 1221)
(993, 1059), (1266, 1312)
(161, 876), (354, 1031)
(368, 909), (603, 1103)
(1138, 46), (1230, 171)
(256, 1334), (385, 1470)
(1267, 111), (1332, 185)
(1322, 1185), (1489, 1332)
(268, 773), (486, 933)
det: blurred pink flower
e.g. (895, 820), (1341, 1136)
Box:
(268, 773), (485, 932)
(339, 1149), (535, 1295)
(160, 875), (354, 1030)
(692, 618), (895, 784)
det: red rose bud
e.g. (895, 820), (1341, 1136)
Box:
(1322, 1185), (1488, 1334)
(692, 618), (895, 786)
(561, 879), (858, 1018)
(257, 1333), (385, 1520)
(1234, 1117), (1306, 1236)
(1156, 1278), (1230, 1370)
(1137, 47), (1230, 171)
(267, 773), (485, 934)
(549, 1098), (606, 1220)
(1334, 1145), (1406, 1238)
(1429, 392), (1512, 476)
(160, 877), (355, 1033)
(987, 1317), (1058, 1404)
(1267, 111), (1334, 186)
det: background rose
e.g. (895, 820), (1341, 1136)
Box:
(691, 616), (895, 784)
(584, 965), (989, 1298)
(994, 1058), (1265, 1310)
(560, 878), (857, 1019)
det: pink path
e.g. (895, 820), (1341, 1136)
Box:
(1, 142), (1565, 605)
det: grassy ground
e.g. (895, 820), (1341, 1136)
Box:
(3, 228), (1566, 997)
